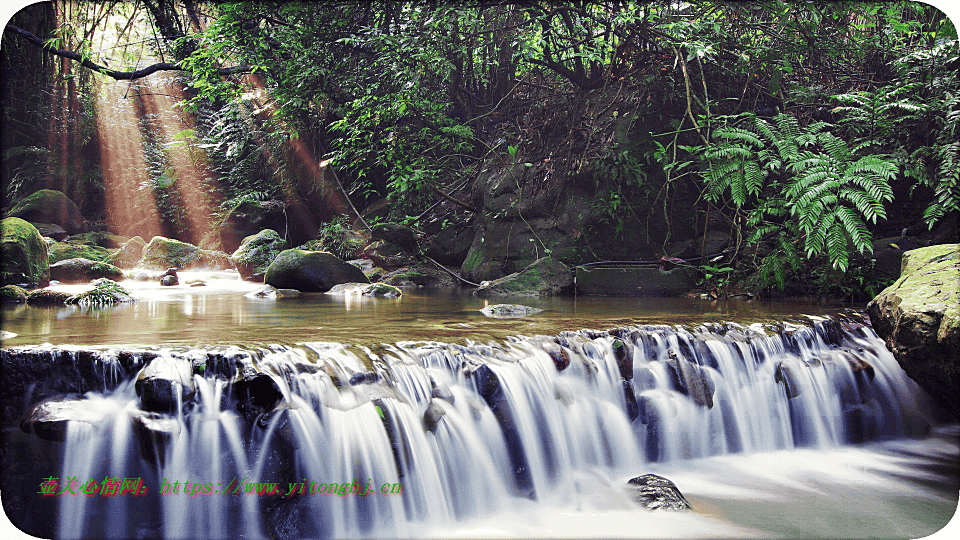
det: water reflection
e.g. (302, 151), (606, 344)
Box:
(1, 272), (857, 348)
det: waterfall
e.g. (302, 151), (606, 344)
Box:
(13, 313), (939, 539)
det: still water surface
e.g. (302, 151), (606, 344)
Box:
(1, 270), (856, 348)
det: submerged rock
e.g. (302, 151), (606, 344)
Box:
(626, 474), (691, 511)
(245, 285), (301, 299)
(264, 249), (369, 292)
(1, 217), (49, 288)
(867, 243), (959, 419)
(25, 289), (72, 305)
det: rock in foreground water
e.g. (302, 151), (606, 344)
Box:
(264, 249), (369, 292)
(626, 474), (691, 511)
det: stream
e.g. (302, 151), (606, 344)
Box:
(1, 270), (957, 539)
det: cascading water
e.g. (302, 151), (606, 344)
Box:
(9, 313), (950, 539)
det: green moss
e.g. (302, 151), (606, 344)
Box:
(0, 284), (28, 303)
(462, 247), (484, 274)
(1, 217), (49, 287)
(48, 241), (113, 264)
(26, 289), (72, 305)
(66, 278), (134, 307)
(140, 236), (200, 269)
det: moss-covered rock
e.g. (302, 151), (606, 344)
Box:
(25, 289), (72, 305)
(380, 265), (457, 288)
(231, 229), (287, 281)
(867, 244), (960, 419)
(0, 285), (28, 303)
(108, 236), (146, 268)
(139, 236), (234, 270)
(473, 256), (573, 297)
(49, 258), (124, 283)
(1, 217), (49, 288)
(66, 278), (134, 306)
(66, 231), (128, 249)
(47, 241), (113, 264)
(8, 189), (86, 234)
(264, 249), (369, 292)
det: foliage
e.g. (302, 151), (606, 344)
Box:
(699, 112), (895, 286)
(302, 215), (363, 260)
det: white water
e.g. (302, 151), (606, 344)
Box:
(33, 316), (959, 539)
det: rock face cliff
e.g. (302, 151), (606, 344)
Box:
(867, 244), (960, 420)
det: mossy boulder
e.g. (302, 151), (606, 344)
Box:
(139, 236), (234, 270)
(867, 244), (960, 419)
(49, 258), (124, 283)
(1, 285), (27, 303)
(47, 241), (113, 264)
(473, 256), (573, 297)
(108, 236), (146, 269)
(230, 229), (287, 281)
(264, 249), (369, 292)
(66, 278), (134, 306)
(25, 289), (72, 305)
(1, 217), (49, 288)
(67, 231), (127, 249)
(380, 265), (458, 288)
(8, 189), (86, 234)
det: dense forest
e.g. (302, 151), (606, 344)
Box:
(2, 0), (958, 300)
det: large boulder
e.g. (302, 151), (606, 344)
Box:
(230, 229), (287, 281)
(108, 236), (147, 268)
(218, 199), (289, 254)
(473, 256), (572, 297)
(8, 189), (86, 234)
(47, 240), (113, 264)
(264, 249), (369, 292)
(49, 258), (123, 283)
(139, 236), (233, 270)
(868, 244), (959, 419)
(1, 217), (49, 288)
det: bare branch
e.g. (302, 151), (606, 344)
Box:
(4, 24), (250, 80)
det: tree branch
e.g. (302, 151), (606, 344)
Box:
(4, 24), (250, 80)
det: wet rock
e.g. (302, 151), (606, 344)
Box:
(623, 380), (640, 421)
(8, 189), (86, 234)
(66, 278), (134, 306)
(867, 244), (959, 419)
(479, 303), (544, 319)
(774, 361), (801, 399)
(135, 356), (197, 413)
(429, 375), (455, 403)
(264, 249), (369, 292)
(25, 289), (72, 305)
(422, 400), (446, 433)
(665, 350), (715, 408)
(131, 411), (181, 466)
(613, 338), (634, 380)
(474, 256), (573, 297)
(160, 268), (179, 286)
(49, 257), (123, 283)
(231, 229), (287, 281)
(20, 394), (96, 442)
(626, 474), (691, 511)
(245, 285), (301, 299)
(326, 282), (402, 298)
(1, 217), (49, 288)
(233, 373), (284, 417)
(0, 284), (27, 303)
(541, 341), (571, 371)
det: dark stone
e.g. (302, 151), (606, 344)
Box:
(665, 350), (715, 408)
(623, 380), (639, 421)
(474, 256), (573, 297)
(264, 249), (369, 292)
(422, 400), (446, 433)
(370, 223), (419, 252)
(8, 189), (86, 234)
(626, 474), (692, 511)
(219, 199), (289, 254)
(613, 338), (633, 380)
(19, 394), (87, 442)
(33, 222), (68, 241)
(49, 257), (123, 283)
(25, 289), (72, 305)
(135, 357), (196, 413)
(233, 373), (283, 416)
(575, 264), (696, 296)
(130, 411), (181, 466)
(774, 362), (801, 399)
(160, 274), (178, 286)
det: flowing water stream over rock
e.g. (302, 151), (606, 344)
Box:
(1, 271), (957, 539)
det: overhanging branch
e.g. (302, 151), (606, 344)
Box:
(4, 24), (250, 80)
